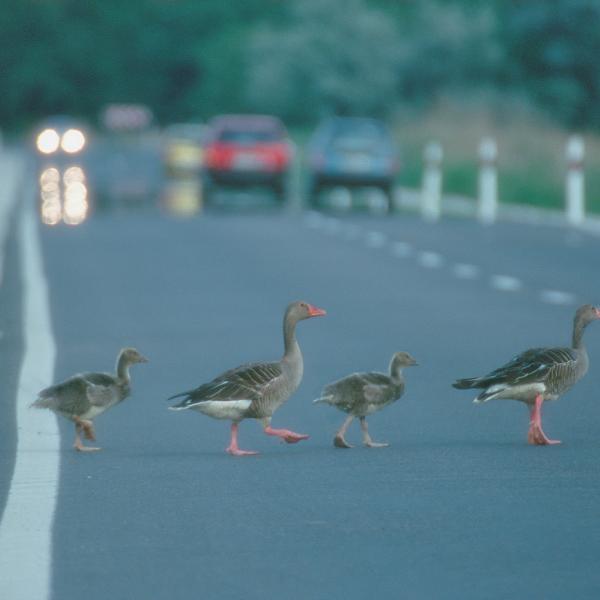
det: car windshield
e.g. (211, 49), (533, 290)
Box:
(166, 124), (205, 142)
(217, 129), (281, 144)
(331, 120), (385, 140)
(319, 119), (391, 152)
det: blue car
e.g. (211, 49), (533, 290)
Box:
(306, 116), (400, 207)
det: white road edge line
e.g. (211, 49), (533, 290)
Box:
(0, 202), (58, 600)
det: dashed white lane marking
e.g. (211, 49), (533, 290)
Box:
(540, 289), (577, 305)
(343, 224), (361, 240)
(304, 211), (324, 229)
(302, 215), (579, 307)
(365, 231), (387, 248)
(323, 217), (341, 235)
(418, 251), (445, 269)
(391, 241), (413, 258)
(490, 274), (523, 292)
(0, 202), (58, 600)
(453, 263), (480, 280)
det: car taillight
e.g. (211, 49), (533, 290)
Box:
(205, 144), (228, 169)
(271, 144), (290, 169)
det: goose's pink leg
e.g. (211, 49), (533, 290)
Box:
(226, 422), (258, 456)
(81, 419), (96, 441)
(360, 416), (388, 448)
(73, 420), (101, 452)
(527, 394), (561, 445)
(333, 415), (354, 448)
(262, 418), (309, 444)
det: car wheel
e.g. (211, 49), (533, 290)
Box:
(381, 182), (395, 213)
(309, 179), (323, 207)
(272, 179), (287, 203)
(202, 175), (215, 205)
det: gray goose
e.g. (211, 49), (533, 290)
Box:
(314, 352), (418, 448)
(31, 347), (148, 452)
(453, 304), (600, 445)
(168, 300), (326, 456)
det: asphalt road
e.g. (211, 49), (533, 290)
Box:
(2, 153), (600, 599)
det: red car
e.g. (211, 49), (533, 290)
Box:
(203, 115), (292, 202)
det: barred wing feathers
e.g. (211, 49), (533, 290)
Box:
(453, 346), (579, 401)
(169, 362), (283, 409)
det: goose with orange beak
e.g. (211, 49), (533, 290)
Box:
(169, 301), (326, 456)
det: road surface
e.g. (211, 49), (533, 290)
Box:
(1, 149), (600, 599)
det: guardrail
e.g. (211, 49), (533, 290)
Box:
(414, 135), (589, 228)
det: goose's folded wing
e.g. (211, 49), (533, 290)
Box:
(362, 372), (401, 405)
(176, 362), (283, 408)
(82, 372), (117, 387)
(484, 347), (577, 385)
(363, 383), (390, 404)
(85, 382), (117, 407)
(41, 376), (92, 414)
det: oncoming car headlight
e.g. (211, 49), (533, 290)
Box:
(36, 129), (61, 154)
(61, 129), (86, 154)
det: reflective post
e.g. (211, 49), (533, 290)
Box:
(421, 141), (443, 222)
(565, 135), (585, 226)
(477, 136), (498, 225)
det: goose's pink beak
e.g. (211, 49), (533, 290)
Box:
(595, 307), (600, 318)
(307, 304), (326, 317)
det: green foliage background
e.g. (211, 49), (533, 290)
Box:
(3, 0), (600, 131)
(3, 0), (600, 210)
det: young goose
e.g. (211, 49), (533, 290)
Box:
(453, 304), (600, 445)
(314, 352), (418, 448)
(168, 301), (326, 456)
(31, 347), (148, 452)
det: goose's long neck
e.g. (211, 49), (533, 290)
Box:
(283, 314), (301, 364)
(389, 362), (404, 385)
(390, 370), (403, 384)
(572, 317), (588, 350)
(116, 353), (131, 382)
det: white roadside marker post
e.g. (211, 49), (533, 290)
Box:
(565, 135), (585, 227)
(421, 141), (443, 222)
(477, 136), (498, 225)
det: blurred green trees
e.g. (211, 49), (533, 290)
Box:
(497, 0), (600, 128)
(246, 0), (400, 122)
(1, 0), (599, 131)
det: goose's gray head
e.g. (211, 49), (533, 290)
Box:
(390, 351), (418, 376)
(286, 301), (327, 323)
(575, 305), (600, 328)
(120, 347), (149, 365)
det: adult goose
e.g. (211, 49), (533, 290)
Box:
(31, 347), (148, 451)
(314, 351), (418, 448)
(168, 301), (326, 456)
(453, 304), (600, 445)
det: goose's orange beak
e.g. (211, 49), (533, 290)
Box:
(307, 304), (326, 317)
